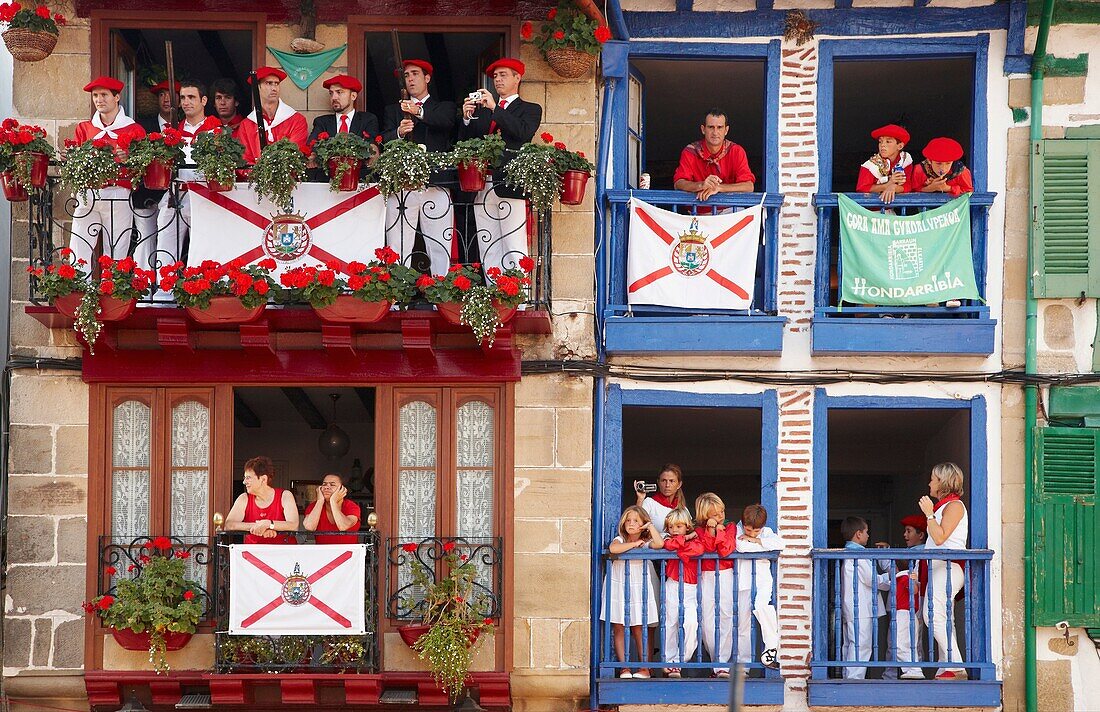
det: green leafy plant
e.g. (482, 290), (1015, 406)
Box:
(279, 246), (419, 307)
(372, 138), (446, 198)
(159, 258), (279, 309)
(59, 137), (120, 200)
(26, 247), (88, 300)
(0, 118), (54, 189)
(312, 130), (380, 192)
(250, 138), (308, 212)
(124, 128), (186, 185)
(503, 132), (593, 214)
(191, 127), (245, 187)
(418, 258), (534, 346)
(83, 537), (204, 674)
(521, 2), (610, 56)
(219, 635), (273, 670)
(319, 636), (369, 673)
(448, 134), (506, 173)
(0, 2), (67, 35)
(403, 540), (495, 702)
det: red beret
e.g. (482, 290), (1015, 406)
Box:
(486, 58), (525, 77)
(871, 124), (910, 145)
(149, 80), (181, 96)
(247, 67), (288, 84)
(900, 515), (927, 532)
(83, 76), (124, 93)
(322, 74), (363, 92)
(922, 137), (964, 163)
(402, 59), (433, 76)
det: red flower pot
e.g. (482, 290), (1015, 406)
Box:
(313, 296), (391, 324)
(16, 151), (49, 189)
(207, 179), (233, 192)
(397, 623), (482, 649)
(143, 159), (174, 190)
(111, 627), (193, 652)
(435, 301), (517, 327)
(559, 169), (590, 206)
(457, 161), (487, 192)
(53, 292), (136, 322)
(185, 295), (265, 325)
(235, 168), (252, 182)
(1, 171), (28, 202)
(327, 158), (361, 191)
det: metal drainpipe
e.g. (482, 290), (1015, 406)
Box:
(1025, 1), (1055, 710)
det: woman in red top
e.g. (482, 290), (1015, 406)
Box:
(224, 455), (299, 544)
(303, 473), (361, 544)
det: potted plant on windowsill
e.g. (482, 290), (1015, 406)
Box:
(548, 135), (595, 205)
(250, 138), (308, 212)
(191, 127), (245, 192)
(449, 133), (506, 192)
(521, 2), (610, 79)
(0, 119), (54, 201)
(279, 246), (419, 324)
(312, 130), (381, 192)
(160, 258), (279, 325)
(59, 137), (122, 202)
(319, 635), (369, 673)
(503, 132), (593, 213)
(83, 536), (204, 674)
(419, 257), (534, 347)
(0, 2), (66, 62)
(396, 540), (495, 702)
(372, 138), (446, 198)
(125, 128), (185, 191)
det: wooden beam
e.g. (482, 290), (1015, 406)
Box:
(233, 392), (261, 428)
(354, 387), (375, 416)
(281, 387), (328, 430)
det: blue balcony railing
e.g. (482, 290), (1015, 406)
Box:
(594, 548), (784, 706)
(809, 548), (1000, 707)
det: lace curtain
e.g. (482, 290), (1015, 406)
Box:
(171, 400), (210, 580)
(111, 400), (151, 541)
(456, 400), (494, 604)
(398, 400), (437, 605)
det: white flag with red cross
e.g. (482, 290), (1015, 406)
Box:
(228, 544), (366, 635)
(187, 183), (385, 277)
(626, 198), (762, 310)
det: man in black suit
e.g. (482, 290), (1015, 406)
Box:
(381, 59), (457, 277)
(307, 74), (380, 183)
(461, 58), (542, 278)
(133, 80), (181, 262)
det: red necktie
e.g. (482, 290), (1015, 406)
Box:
(339, 115), (349, 133)
(488, 99), (507, 134)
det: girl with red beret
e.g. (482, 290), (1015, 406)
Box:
(911, 137), (974, 197)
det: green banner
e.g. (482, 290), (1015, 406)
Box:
(268, 45), (348, 90)
(838, 194), (980, 306)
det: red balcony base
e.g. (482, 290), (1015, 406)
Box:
(85, 670), (511, 710)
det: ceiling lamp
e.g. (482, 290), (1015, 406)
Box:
(318, 393), (350, 460)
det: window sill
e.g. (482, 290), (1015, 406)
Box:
(604, 313), (786, 354)
(807, 679), (1002, 707)
(811, 307), (996, 355)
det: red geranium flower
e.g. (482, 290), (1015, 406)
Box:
(53, 13), (65, 25)
(127, 564), (137, 572)
(375, 246), (399, 265)
(183, 590), (195, 600)
(455, 595), (464, 603)
(258, 258), (277, 270)
(348, 275), (366, 290)
(138, 554), (151, 564)
(148, 132), (162, 141)
(453, 275), (471, 291)
(152, 535), (173, 550)
(99, 280), (114, 295)
(520, 21), (533, 40)
(175, 550), (191, 559)
(416, 274), (436, 289)
(317, 131), (330, 141)
(442, 540), (456, 552)
(104, 565), (117, 576)
(540, 132), (554, 144)
(97, 595), (114, 610)
(519, 256), (535, 273)
(595, 25), (612, 43)
(554, 141), (566, 150)
(483, 617), (493, 625)
(401, 542), (418, 553)
(58, 264), (76, 279)
(553, 29), (565, 41)
(35, 5), (49, 19)
(547, 8), (557, 19)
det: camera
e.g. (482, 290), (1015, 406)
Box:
(634, 480), (657, 494)
(467, 90), (483, 103)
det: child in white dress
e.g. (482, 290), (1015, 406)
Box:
(601, 504), (663, 678)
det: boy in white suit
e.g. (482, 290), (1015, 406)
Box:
(734, 504), (784, 670)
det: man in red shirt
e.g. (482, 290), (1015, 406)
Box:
(303, 473), (362, 544)
(212, 78), (245, 131)
(68, 76), (147, 269)
(673, 108), (755, 202)
(856, 124), (913, 205)
(236, 66), (309, 164)
(911, 137), (973, 197)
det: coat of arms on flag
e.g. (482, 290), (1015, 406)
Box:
(187, 183), (385, 276)
(228, 544), (366, 635)
(626, 198), (762, 310)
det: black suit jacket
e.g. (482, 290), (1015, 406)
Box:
(307, 111), (380, 182)
(462, 96), (542, 199)
(381, 96), (458, 184)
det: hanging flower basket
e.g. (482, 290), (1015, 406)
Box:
(185, 295), (265, 325)
(544, 47), (595, 79)
(326, 158), (361, 192)
(456, 161), (487, 192)
(111, 628), (193, 652)
(313, 296), (391, 325)
(435, 301), (516, 328)
(53, 292), (136, 322)
(1, 171), (28, 202)
(559, 169), (590, 206)
(142, 158), (174, 190)
(2, 28), (58, 62)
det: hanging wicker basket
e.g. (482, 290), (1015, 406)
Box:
(2, 28), (58, 62)
(543, 47), (595, 79)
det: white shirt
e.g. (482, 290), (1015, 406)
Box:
(841, 543), (891, 619)
(158, 115), (170, 131)
(336, 109), (355, 131)
(925, 500), (968, 551)
(734, 523), (784, 593)
(640, 497), (675, 536)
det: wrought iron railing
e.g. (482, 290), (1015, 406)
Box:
(96, 535), (215, 621)
(211, 530), (381, 674)
(385, 536), (503, 621)
(19, 174), (552, 311)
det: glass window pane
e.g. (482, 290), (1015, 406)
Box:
(111, 400), (151, 540)
(456, 400), (495, 614)
(170, 400), (210, 542)
(398, 400), (438, 540)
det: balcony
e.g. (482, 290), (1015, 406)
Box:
(602, 190), (786, 354)
(593, 548), (784, 707)
(809, 548), (999, 707)
(811, 193), (998, 355)
(16, 177), (553, 381)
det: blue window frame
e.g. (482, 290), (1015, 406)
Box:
(599, 40), (787, 355)
(811, 35), (998, 355)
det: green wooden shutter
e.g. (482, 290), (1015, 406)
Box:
(1032, 139), (1100, 297)
(1034, 426), (1100, 626)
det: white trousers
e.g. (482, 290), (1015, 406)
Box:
(929, 561), (965, 672)
(385, 187), (454, 277)
(895, 607), (925, 676)
(842, 615), (877, 679)
(69, 187), (136, 267)
(734, 586), (781, 663)
(662, 580), (698, 664)
(132, 190), (190, 273)
(699, 569), (733, 673)
(473, 180), (528, 278)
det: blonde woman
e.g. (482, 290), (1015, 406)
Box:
(601, 505), (663, 678)
(636, 463), (687, 535)
(918, 462), (969, 680)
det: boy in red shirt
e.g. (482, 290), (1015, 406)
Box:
(857, 124), (913, 205)
(911, 137), (973, 196)
(673, 108), (755, 204)
(303, 473), (361, 544)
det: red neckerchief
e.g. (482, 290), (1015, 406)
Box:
(651, 492), (678, 509)
(933, 493), (962, 512)
(921, 159), (965, 181)
(689, 140), (732, 169)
